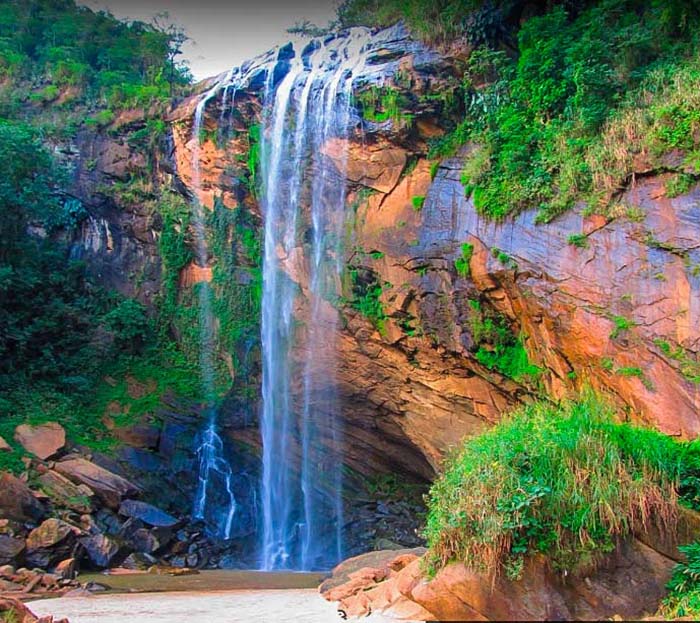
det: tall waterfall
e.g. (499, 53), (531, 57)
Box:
(190, 75), (238, 540)
(189, 23), (427, 570)
(257, 31), (380, 571)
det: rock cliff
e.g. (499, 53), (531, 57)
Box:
(166, 25), (699, 487)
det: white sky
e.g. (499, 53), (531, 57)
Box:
(79, 1), (339, 80)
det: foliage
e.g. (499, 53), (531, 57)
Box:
(661, 541), (700, 618)
(666, 173), (696, 198)
(355, 85), (410, 125)
(347, 266), (387, 334)
(346, 1), (700, 221)
(466, 299), (540, 383)
(654, 338), (700, 384)
(610, 314), (636, 339)
(567, 233), (588, 248)
(411, 195), (426, 211)
(0, 0), (190, 112)
(424, 393), (695, 578)
(454, 242), (474, 278)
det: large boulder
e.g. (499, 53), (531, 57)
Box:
(54, 457), (140, 508)
(25, 519), (78, 569)
(118, 500), (178, 528)
(79, 533), (123, 569)
(0, 535), (25, 566)
(323, 538), (679, 621)
(36, 470), (94, 513)
(0, 473), (46, 523)
(14, 422), (65, 460)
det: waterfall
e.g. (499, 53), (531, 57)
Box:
(190, 74), (238, 540)
(256, 31), (377, 571)
(188, 23), (428, 570)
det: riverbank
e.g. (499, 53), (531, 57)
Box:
(29, 588), (413, 623)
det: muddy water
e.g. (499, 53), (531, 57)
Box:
(29, 571), (415, 623)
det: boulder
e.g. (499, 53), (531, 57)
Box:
(0, 536), (25, 566)
(79, 534), (123, 569)
(0, 597), (43, 623)
(0, 473), (46, 523)
(323, 539), (679, 621)
(54, 458), (140, 508)
(25, 519), (77, 569)
(118, 500), (178, 528)
(0, 436), (11, 452)
(36, 470), (93, 513)
(54, 558), (76, 580)
(13, 422), (65, 460)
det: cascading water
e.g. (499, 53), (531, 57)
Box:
(191, 23), (431, 570)
(189, 75), (238, 540)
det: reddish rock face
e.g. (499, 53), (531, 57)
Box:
(168, 36), (700, 483)
(14, 422), (65, 460)
(322, 537), (682, 621)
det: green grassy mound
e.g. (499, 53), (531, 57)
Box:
(424, 393), (700, 580)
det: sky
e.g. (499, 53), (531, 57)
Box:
(79, 0), (339, 80)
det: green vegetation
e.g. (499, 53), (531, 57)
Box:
(454, 242), (474, 278)
(411, 195), (426, 211)
(661, 541), (700, 618)
(610, 314), (636, 339)
(355, 85), (410, 125)
(346, 266), (388, 335)
(0, 2), (199, 473)
(0, 0), (189, 115)
(340, 0), (700, 221)
(467, 299), (540, 383)
(654, 339), (700, 384)
(666, 173), (696, 198)
(567, 233), (589, 248)
(424, 393), (700, 579)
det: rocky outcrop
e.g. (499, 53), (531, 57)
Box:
(0, 474), (45, 523)
(322, 529), (693, 621)
(14, 423), (65, 460)
(54, 457), (140, 509)
(0, 596), (69, 623)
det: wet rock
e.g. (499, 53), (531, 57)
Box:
(118, 500), (178, 528)
(0, 535), (25, 566)
(14, 422), (65, 460)
(36, 471), (94, 514)
(0, 473), (46, 523)
(277, 41), (294, 61)
(79, 534), (123, 569)
(54, 458), (140, 508)
(25, 519), (77, 570)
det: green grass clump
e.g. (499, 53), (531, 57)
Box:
(411, 195), (426, 211)
(454, 242), (474, 278)
(424, 394), (693, 579)
(567, 233), (589, 248)
(660, 541), (700, 618)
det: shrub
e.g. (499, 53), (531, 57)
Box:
(454, 242), (474, 278)
(661, 541), (700, 618)
(424, 394), (686, 578)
